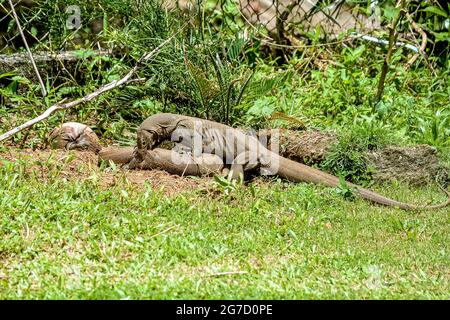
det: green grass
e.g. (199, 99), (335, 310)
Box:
(0, 159), (449, 299)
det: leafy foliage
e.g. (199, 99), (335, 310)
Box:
(320, 130), (377, 185)
(0, 0), (448, 153)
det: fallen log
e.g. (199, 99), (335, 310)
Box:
(0, 50), (112, 65)
(0, 50), (114, 86)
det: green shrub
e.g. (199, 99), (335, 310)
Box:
(320, 120), (393, 185)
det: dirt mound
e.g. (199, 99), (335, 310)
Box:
(260, 129), (448, 186)
(0, 148), (212, 196)
(367, 145), (449, 186)
(260, 129), (337, 164)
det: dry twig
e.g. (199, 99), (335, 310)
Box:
(7, 0), (47, 97)
(148, 225), (179, 239)
(0, 34), (176, 142)
(404, 13), (432, 72)
(207, 271), (248, 277)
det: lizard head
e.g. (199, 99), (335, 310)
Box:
(136, 114), (180, 150)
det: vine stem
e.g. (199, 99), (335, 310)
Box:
(375, 0), (407, 104)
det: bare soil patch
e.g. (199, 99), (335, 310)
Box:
(2, 134), (448, 194)
(0, 148), (213, 196)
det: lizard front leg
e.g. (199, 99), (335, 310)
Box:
(195, 153), (225, 176)
(129, 128), (159, 169)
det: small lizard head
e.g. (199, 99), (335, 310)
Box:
(49, 122), (101, 153)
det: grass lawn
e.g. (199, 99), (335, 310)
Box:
(0, 149), (449, 299)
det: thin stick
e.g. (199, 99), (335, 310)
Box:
(355, 33), (421, 53)
(258, 33), (365, 49)
(404, 13), (431, 72)
(207, 271), (248, 277)
(0, 50), (112, 64)
(148, 225), (179, 239)
(375, 0), (407, 104)
(7, 0), (47, 97)
(0, 34), (176, 142)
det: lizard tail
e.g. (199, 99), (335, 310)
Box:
(276, 156), (450, 211)
(98, 146), (135, 164)
(353, 181), (450, 210)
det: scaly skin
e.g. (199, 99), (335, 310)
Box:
(100, 146), (224, 176)
(277, 157), (450, 210)
(133, 113), (450, 210)
(50, 123), (224, 176)
(99, 146), (135, 164)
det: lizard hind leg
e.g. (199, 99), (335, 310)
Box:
(229, 151), (260, 181)
(194, 153), (224, 176)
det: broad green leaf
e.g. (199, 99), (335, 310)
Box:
(421, 6), (448, 17)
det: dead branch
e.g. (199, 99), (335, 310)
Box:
(7, 0), (47, 97)
(0, 50), (112, 65)
(0, 35), (176, 143)
(404, 13), (430, 71)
